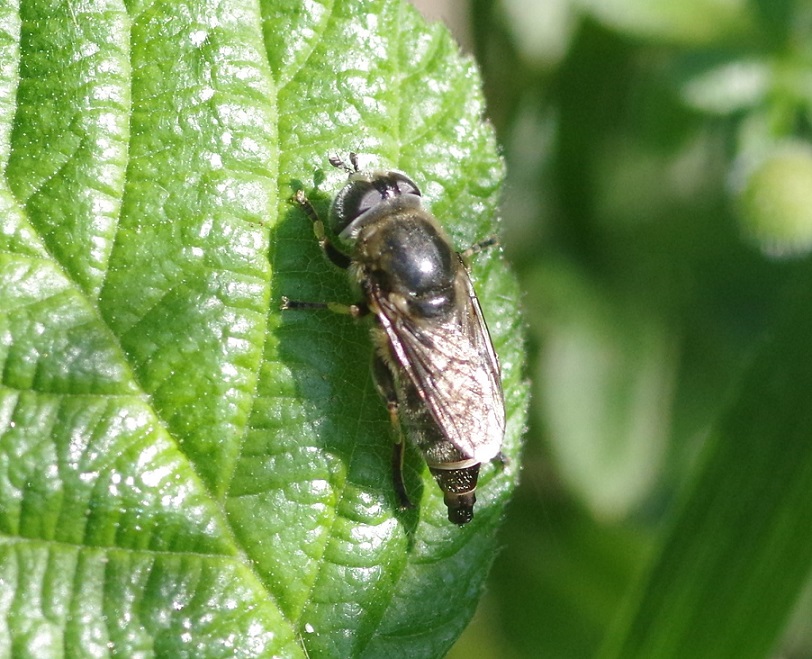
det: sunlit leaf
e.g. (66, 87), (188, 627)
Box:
(0, 1), (528, 657)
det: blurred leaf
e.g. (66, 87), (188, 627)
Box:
(734, 141), (812, 258)
(448, 487), (649, 659)
(599, 270), (812, 659)
(534, 263), (675, 519)
(464, 1), (812, 657)
(500, 0), (578, 67)
(0, 1), (528, 657)
(577, 0), (754, 44)
(680, 59), (770, 115)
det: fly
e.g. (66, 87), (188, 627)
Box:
(282, 153), (505, 525)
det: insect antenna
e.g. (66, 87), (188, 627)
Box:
(328, 152), (360, 174)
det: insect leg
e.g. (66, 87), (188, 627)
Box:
(291, 189), (351, 270)
(372, 354), (414, 510)
(460, 235), (499, 261)
(494, 451), (509, 468)
(280, 297), (369, 318)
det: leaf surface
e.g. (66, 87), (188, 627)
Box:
(0, 1), (527, 657)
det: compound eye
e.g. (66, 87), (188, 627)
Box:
(328, 170), (423, 237)
(356, 187), (384, 215)
(329, 179), (378, 235)
(392, 172), (421, 197)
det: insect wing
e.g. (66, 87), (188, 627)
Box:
(374, 268), (505, 463)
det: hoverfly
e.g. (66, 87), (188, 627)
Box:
(282, 153), (505, 525)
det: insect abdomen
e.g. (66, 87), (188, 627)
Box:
(429, 463), (480, 526)
(398, 377), (481, 526)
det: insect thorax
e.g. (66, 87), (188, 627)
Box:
(355, 209), (460, 318)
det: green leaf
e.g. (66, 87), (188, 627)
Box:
(598, 270), (812, 659)
(736, 142), (812, 258)
(535, 262), (675, 519)
(0, 1), (527, 657)
(576, 0), (754, 44)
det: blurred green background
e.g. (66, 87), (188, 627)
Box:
(409, 1), (812, 657)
